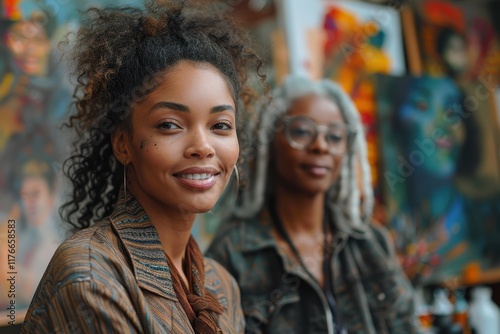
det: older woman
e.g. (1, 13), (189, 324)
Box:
(206, 76), (418, 334)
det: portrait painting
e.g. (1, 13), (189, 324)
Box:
(0, 0), (141, 325)
(375, 74), (500, 285)
(412, 0), (500, 83)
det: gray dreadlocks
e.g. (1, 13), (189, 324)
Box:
(233, 75), (374, 228)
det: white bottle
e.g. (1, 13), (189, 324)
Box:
(430, 288), (454, 332)
(469, 286), (500, 334)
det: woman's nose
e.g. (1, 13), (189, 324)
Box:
(185, 129), (216, 159)
(308, 130), (330, 154)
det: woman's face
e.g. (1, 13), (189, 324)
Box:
(5, 20), (51, 76)
(442, 34), (467, 74)
(398, 77), (465, 177)
(20, 175), (54, 227)
(120, 61), (239, 215)
(272, 94), (346, 196)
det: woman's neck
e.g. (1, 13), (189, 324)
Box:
(128, 186), (195, 270)
(141, 201), (194, 287)
(153, 215), (193, 267)
(273, 185), (325, 236)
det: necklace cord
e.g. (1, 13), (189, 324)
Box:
(269, 199), (345, 331)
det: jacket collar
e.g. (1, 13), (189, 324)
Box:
(108, 190), (177, 301)
(239, 206), (370, 254)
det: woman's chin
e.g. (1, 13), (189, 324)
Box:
(179, 202), (217, 215)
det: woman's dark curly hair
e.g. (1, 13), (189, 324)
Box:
(60, 0), (266, 230)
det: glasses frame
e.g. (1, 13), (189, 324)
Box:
(281, 115), (357, 155)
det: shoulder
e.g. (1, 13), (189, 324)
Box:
(347, 221), (395, 257)
(23, 220), (138, 332)
(204, 219), (246, 261)
(204, 257), (245, 333)
(204, 257), (242, 311)
(204, 257), (240, 299)
(209, 218), (248, 246)
(206, 213), (273, 255)
(39, 219), (129, 293)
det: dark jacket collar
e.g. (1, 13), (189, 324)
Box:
(239, 206), (370, 254)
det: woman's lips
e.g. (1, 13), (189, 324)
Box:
(173, 167), (220, 190)
(301, 164), (331, 177)
(175, 173), (219, 190)
(435, 137), (454, 150)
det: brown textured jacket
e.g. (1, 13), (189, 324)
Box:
(21, 193), (244, 333)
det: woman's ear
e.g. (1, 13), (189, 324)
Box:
(111, 128), (130, 165)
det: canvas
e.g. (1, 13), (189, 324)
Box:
(375, 73), (500, 285)
(0, 2), (74, 325)
(411, 0), (500, 84)
(321, 0), (405, 195)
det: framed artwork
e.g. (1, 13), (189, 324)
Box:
(321, 0), (405, 196)
(375, 73), (500, 285)
(410, 0), (500, 83)
(0, 3), (74, 325)
(0, 0), (143, 325)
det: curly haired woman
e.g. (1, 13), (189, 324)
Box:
(21, 1), (265, 333)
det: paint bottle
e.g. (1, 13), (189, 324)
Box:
(431, 288), (462, 334)
(468, 286), (500, 334)
(453, 288), (469, 333)
(415, 287), (433, 333)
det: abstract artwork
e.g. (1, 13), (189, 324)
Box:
(322, 0), (405, 195)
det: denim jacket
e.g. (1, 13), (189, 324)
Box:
(206, 207), (419, 334)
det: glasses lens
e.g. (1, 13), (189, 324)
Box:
(326, 124), (348, 154)
(284, 116), (351, 154)
(286, 118), (316, 149)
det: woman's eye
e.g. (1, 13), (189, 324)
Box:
(291, 127), (313, 138)
(212, 122), (233, 131)
(327, 133), (343, 143)
(157, 122), (181, 130)
(414, 100), (428, 111)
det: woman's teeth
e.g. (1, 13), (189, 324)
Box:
(178, 173), (212, 180)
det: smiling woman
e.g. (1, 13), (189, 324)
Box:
(19, 1), (265, 333)
(113, 62), (240, 220)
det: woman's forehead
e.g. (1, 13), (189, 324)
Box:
(286, 94), (343, 122)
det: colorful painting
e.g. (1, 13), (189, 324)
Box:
(321, 0), (405, 199)
(412, 0), (500, 83)
(0, 0), (140, 326)
(375, 74), (500, 285)
(0, 3), (73, 326)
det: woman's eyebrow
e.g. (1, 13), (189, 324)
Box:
(149, 102), (235, 114)
(149, 101), (190, 113)
(211, 105), (235, 113)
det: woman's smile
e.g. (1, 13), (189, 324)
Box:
(174, 166), (221, 191)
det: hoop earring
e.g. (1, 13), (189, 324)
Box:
(123, 164), (127, 197)
(233, 165), (240, 191)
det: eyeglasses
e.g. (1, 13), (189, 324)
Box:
(281, 116), (355, 155)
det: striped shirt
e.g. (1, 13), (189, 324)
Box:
(21, 193), (244, 333)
